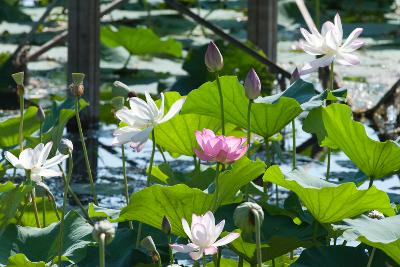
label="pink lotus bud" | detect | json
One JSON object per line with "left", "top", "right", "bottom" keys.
{"left": 194, "top": 129, "right": 247, "bottom": 164}
{"left": 205, "top": 41, "right": 224, "bottom": 72}
{"left": 244, "top": 68, "right": 261, "bottom": 99}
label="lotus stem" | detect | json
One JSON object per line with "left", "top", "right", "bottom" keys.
{"left": 39, "top": 122, "right": 46, "bottom": 227}
{"left": 366, "top": 247, "right": 376, "bottom": 267}
{"left": 19, "top": 94, "right": 24, "bottom": 152}
{"left": 75, "top": 97, "right": 98, "bottom": 205}
{"left": 329, "top": 62, "right": 334, "bottom": 92}
{"left": 215, "top": 73, "right": 225, "bottom": 135}
{"left": 47, "top": 192, "right": 60, "bottom": 220}
{"left": 326, "top": 148, "right": 331, "bottom": 180}
{"left": 168, "top": 235, "right": 173, "bottom": 264}
{"left": 157, "top": 145, "right": 167, "bottom": 164}
{"left": 121, "top": 145, "right": 133, "bottom": 229}
{"left": 31, "top": 189, "right": 41, "bottom": 228}
{"left": 136, "top": 130, "right": 157, "bottom": 248}
{"left": 368, "top": 177, "right": 374, "bottom": 188}
{"left": 238, "top": 256, "right": 243, "bottom": 267}
{"left": 247, "top": 100, "right": 252, "bottom": 157}
{"left": 291, "top": 120, "right": 296, "bottom": 170}
{"left": 265, "top": 137, "right": 270, "bottom": 167}
{"left": 253, "top": 209, "right": 263, "bottom": 267}
{"left": 202, "top": 252, "right": 206, "bottom": 267}
{"left": 212, "top": 163, "right": 221, "bottom": 212}
{"left": 58, "top": 153, "right": 73, "bottom": 266}
{"left": 99, "top": 233, "right": 106, "bottom": 267}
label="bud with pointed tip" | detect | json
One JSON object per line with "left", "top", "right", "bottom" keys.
{"left": 205, "top": 41, "right": 224, "bottom": 72}
{"left": 58, "top": 138, "right": 73, "bottom": 155}
{"left": 290, "top": 68, "right": 300, "bottom": 84}
{"left": 70, "top": 73, "right": 85, "bottom": 97}
{"left": 36, "top": 105, "right": 45, "bottom": 122}
{"left": 162, "top": 216, "right": 172, "bottom": 235}
{"left": 233, "top": 202, "right": 264, "bottom": 234}
{"left": 92, "top": 220, "right": 115, "bottom": 245}
{"left": 244, "top": 69, "right": 261, "bottom": 100}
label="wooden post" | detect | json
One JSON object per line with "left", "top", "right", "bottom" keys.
{"left": 67, "top": 0, "right": 100, "bottom": 183}
{"left": 67, "top": 0, "right": 100, "bottom": 126}
{"left": 248, "top": 0, "right": 278, "bottom": 63}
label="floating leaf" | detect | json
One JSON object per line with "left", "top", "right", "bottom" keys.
{"left": 333, "top": 215, "right": 400, "bottom": 264}
{"left": 182, "top": 76, "right": 302, "bottom": 138}
{"left": 304, "top": 104, "right": 400, "bottom": 179}
{"left": 262, "top": 166, "right": 395, "bottom": 223}
{"left": 154, "top": 92, "right": 220, "bottom": 157}
{"left": 101, "top": 26, "right": 182, "bottom": 58}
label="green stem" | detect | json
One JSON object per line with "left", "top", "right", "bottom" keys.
{"left": 99, "top": 233, "right": 106, "bottom": 267}
{"left": 253, "top": 210, "right": 263, "bottom": 267}
{"left": 168, "top": 235, "right": 173, "bottom": 264}
{"left": 312, "top": 221, "right": 319, "bottom": 246}
{"left": 202, "top": 252, "right": 206, "bottom": 267}
{"left": 19, "top": 94, "right": 24, "bottom": 152}
{"left": 329, "top": 62, "right": 334, "bottom": 91}
{"left": 366, "top": 247, "right": 376, "bottom": 267}
{"left": 136, "top": 130, "right": 156, "bottom": 248}
{"left": 58, "top": 153, "right": 73, "bottom": 266}
{"left": 215, "top": 73, "right": 225, "bottom": 135}
{"left": 48, "top": 192, "right": 60, "bottom": 220}
{"left": 16, "top": 196, "right": 29, "bottom": 225}
{"left": 275, "top": 184, "right": 279, "bottom": 206}
{"left": 291, "top": 120, "right": 296, "bottom": 170}
{"left": 75, "top": 97, "right": 98, "bottom": 205}
{"left": 212, "top": 163, "right": 221, "bottom": 212}
{"left": 121, "top": 145, "right": 133, "bottom": 229}
{"left": 157, "top": 145, "right": 167, "bottom": 164}
{"left": 265, "top": 138, "right": 270, "bottom": 167}
{"left": 368, "top": 177, "right": 374, "bottom": 188}
{"left": 31, "top": 189, "right": 41, "bottom": 228}
{"left": 326, "top": 148, "right": 331, "bottom": 180}
{"left": 247, "top": 100, "right": 252, "bottom": 157}
{"left": 238, "top": 256, "right": 243, "bottom": 267}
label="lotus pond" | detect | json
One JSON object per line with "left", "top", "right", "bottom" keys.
{"left": 0, "top": 1, "right": 400, "bottom": 267}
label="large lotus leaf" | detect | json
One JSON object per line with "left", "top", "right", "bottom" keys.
{"left": 4, "top": 254, "right": 48, "bottom": 267}
{"left": 154, "top": 92, "right": 220, "bottom": 157}
{"left": 333, "top": 215, "right": 400, "bottom": 264}
{"left": 101, "top": 26, "right": 182, "bottom": 58}
{"left": 181, "top": 76, "right": 302, "bottom": 138}
{"left": 292, "top": 246, "right": 369, "bottom": 267}
{"left": 117, "top": 184, "right": 213, "bottom": 237}
{"left": 262, "top": 166, "right": 395, "bottom": 223}
{"left": 0, "top": 106, "right": 40, "bottom": 148}
{"left": 306, "top": 104, "right": 400, "bottom": 179}
{"left": 0, "top": 211, "right": 93, "bottom": 265}
{"left": 0, "top": 182, "right": 32, "bottom": 229}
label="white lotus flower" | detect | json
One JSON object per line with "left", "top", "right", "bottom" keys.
{"left": 170, "top": 211, "right": 240, "bottom": 260}
{"left": 112, "top": 89, "right": 185, "bottom": 151}
{"left": 299, "top": 13, "right": 364, "bottom": 75}
{"left": 5, "top": 142, "right": 68, "bottom": 182}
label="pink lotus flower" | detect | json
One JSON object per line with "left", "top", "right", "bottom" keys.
{"left": 170, "top": 211, "right": 240, "bottom": 260}
{"left": 194, "top": 129, "right": 247, "bottom": 164}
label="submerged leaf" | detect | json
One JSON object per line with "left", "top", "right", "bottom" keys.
{"left": 263, "top": 166, "right": 395, "bottom": 223}
{"left": 182, "top": 76, "right": 302, "bottom": 138}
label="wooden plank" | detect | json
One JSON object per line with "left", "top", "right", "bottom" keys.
{"left": 248, "top": 0, "right": 278, "bottom": 63}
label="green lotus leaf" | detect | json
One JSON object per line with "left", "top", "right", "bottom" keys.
{"left": 5, "top": 254, "right": 48, "bottom": 267}
{"left": 262, "top": 165, "right": 395, "bottom": 223}
{"left": 154, "top": 92, "right": 220, "bottom": 157}
{"left": 0, "top": 183, "right": 32, "bottom": 229}
{"left": 304, "top": 104, "right": 400, "bottom": 179}
{"left": 181, "top": 76, "right": 302, "bottom": 138}
{"left": 333, "top": 215, "right": 400, "bottom": 264}
{"left": 101, "top": 26, "right": 182, "bottom": 58}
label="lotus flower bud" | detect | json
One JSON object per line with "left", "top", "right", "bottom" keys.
{"left": 12, "top": 72, "right": 25, "bottom": 96}
{"left": 58, "top": 138, "right": 73, "bottom": 155}
{"left": 162, "top": 216, "right": 172, "bottom": 235}
{"left": 367, "top": 210, "right": 384, "bottom": 220}
{"left": 233, "top": 202, "right": 264, "bottom": 234}
{"left": 70, "top": 73, "right": 85, "bottom": 97}
{"left": 111, "top": 96, "right": 125, "bottom": 111}
{"left": 92, "top": 220, "right": 115, "bottom": 245}
{"left": 244, "top": 69, "right": 261, "bottom": 100}
{"left": 36, "top": 105, "right": 45, "bottom": 122}
{"left": 290, "top": 68, "right": 300, "bottom": 84}
{"left": 205, "top": 41, "right": 224, "bottom": 72}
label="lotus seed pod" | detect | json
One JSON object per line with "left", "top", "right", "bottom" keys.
{"left": 233, "top": 202, "right": 264, "bottom": 233}
{"left": 69, "top": 83, "right": 84, "bottom": 97}
{"left": 367, "top": 210, "right": 384, "bottom": 220}
{"left": 58, "top": 138, "right": 73, "bottom": 155}
{"left": 290, "top": 68, "right": 300, "bottom": 84}
{"left": 111, "top": 96, "right": 125, "bottom": 111}
{"left": 36, "top": 105, "right": 45, "bottom": 122}
{"left": 141, "top": 236, "right": 157, "bottom": 253}
{"left": 11, "top": 72, "right": 24, "bottom": 86}
{"left": 205, "top": 41, "right": 224, "bottom": 72}
{"left": 71, "top": 73, "right": 85, "bottom": 86}
{"left": 92, "top": 220, "right": 115, "bottom": 245}
{"left": 244, "top": 68, "right": 261, "bottom": 100}
{"left": 162, "top": 216, "right": 172, "bottom": 235}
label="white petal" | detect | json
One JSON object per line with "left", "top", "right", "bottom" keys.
{"left": 336, "top": 53, "right": 360, "bottom": 66}
{"left": 170, "top": 243, "right": 197, "bottom": 253}
{"left": 341, "top": 40, "right": 364, "bottom": 53}
{"left": 38, "top": 142, "right": 53, "bottom": 166}
{"left": 158, "top": 98, "right": 185, "bottom": 124}
{"left": 301, "top": 43, "right": 324, "bottom": 56}
{"left": 212, "top": 232, "right": 240, "bottom": 247}
{"left": 182, "top": 218, "right": 192, "bottom": 240}
{"left": 191, "top": 223, "right": 209, "bottom": 248}
{"left": 5, "top": 151, "right": 23, "bottom": 168}
{"left": 299, "top": 55, "right": 335, "bottom": 76}
{"left": 129, "top": 97, "right": 153, "bottom": 119}
{"left": 145, "top": 92, "right": 159, "bottom": 118}
{"left": 129, "top": 127, "right": 153, "bottom": 150}
{"left": 321, "top": 21, "right": 335, "bottom": 36}
{"left": 37, "top": 168, "right": 62, "bottom": 178}
{"left": 334, "top": 13, "right": 343, "bottom": 44}
{"left": 211, "top": 220, "right": 225, "bottom": 244}
{"left": 342, "top": 28, "right": 363, "bottom": 48}
{"left": 116, "top": 108, "right": 140, "bottom": 125}
{"left": 189, "top": 248, "right": 204, "bottom": 261}
{"left": 112, "top": 126, "right": 141, "bottom": 145}
{"left": 43, "top": 154, "right": 68, "bottom": 168}
{"left": 326, "top": 30, "right": 339, "bottom": 51}
{"left": 19, "top": 148, "right": 35, "bottom": 169}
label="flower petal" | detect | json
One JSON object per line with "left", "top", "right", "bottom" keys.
{"left": 182, "top": 218, "right": 192, "bottom": 240}
{"left": 170, "top": 243, "right": 198, "bottom": 253}
{"left": 158, "top": 98, "right": 185, "bottom": 124}
{"left": 43, "top": 154, "right": 68, "bottom": 168}
{"left": 37, "top": 168, "right": 62, "bottom": 178}
{"left": 19, "top": 148, "right": 35, "bottom": 169}
{"left": 336, "top": 53, "right": 360, "bottom": 66}
{"left": 204, "top": 246, "right": 218, "bottom": 255}
{"left": 212, "top": 232, "right": 240, "bottom": 247}
{"left": 145, "top": 92, "right": 159, "bottom": 118}
{"left": 5, "top": 151, "right": 23, "bottom": 168}
{"left": 129, "top": 127, "right": 153, "bottom": 150}
{"left": 189, "top": 248, "right": 204, "bottom": 261}
{"left": 38, "top": 142, "right": 53, "bottom": 166}
{"left": 342, "top": 28, "right": 363, "bottom": 48}
{"left": 299, "top": 55, "right": 335, "bottom": 76}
